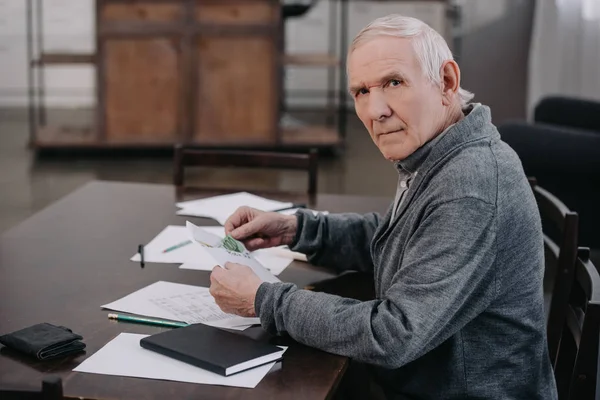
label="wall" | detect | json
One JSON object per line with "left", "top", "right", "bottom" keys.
{"left": 458, "top": 0, "right": 535, "bottom": 122}
{"left": 285, "top": 1, "right": 447, "bottom": 107}
{"left": 0, "top": 0, "right": 95, "bottom": 107}
{"left": 0, "top": 0, "right": 535, "bottom": 122}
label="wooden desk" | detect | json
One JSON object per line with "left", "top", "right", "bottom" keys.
{"left": 0, "top": 181, "right": 390, "bottom": 399}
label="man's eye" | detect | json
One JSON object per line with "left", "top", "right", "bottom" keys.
{"left": 357, "top": 88, "right": 369, "bottom": 96}
{"left": 389, "top": 79, "right": 402, "bottom": 87}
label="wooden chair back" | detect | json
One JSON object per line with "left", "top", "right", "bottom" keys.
{"left": 0, "top": 376, "right": 63, "bottom": 400}
{"left": 173, "top": 145, "right": 319, "bottom": 197}
{"left": 554, "top": 248, "right": 600, "bottom": 400}
{"left": 528, "top": 177, "right": 579, "bottom": 366}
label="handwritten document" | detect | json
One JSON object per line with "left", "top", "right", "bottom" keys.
{"left": 149, "top": 291, "right": 233, "bottom": 324}
{"left": 102, "top": 281, "right": 259, "bottom": 330}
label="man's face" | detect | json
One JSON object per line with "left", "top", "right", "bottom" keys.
{"left": 348, "top": 36, "right": 446, "bottom": 161}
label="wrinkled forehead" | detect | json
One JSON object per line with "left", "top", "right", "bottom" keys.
{"left": 347, "top": 36, "right": 421, "bottom": 84}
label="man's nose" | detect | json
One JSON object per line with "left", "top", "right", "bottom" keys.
{"left": 367, "top": 92, "right": 393, "bottom": 121}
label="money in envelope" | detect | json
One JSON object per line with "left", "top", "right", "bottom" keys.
{"left": 186, "top": 221, "right": 281, "bottom": 283}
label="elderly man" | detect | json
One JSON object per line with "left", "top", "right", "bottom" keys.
{"left": 209, "top": 14, "right": 557, "bottom": 399}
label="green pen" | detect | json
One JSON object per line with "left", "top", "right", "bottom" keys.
{"left": 162, "top": 240, "right": 192, "bottom": 253}
{"left": 108, "top": 313, "right": 189, "bottom": 328}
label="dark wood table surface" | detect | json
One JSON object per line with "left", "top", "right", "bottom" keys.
{"left": 0, "top": 181, "right": 390, "bottom": 400}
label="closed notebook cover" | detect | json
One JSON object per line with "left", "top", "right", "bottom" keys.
{"left": 139, "top": 323, "right": 283, "bottom": 376}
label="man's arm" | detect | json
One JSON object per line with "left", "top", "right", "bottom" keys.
{"left": 256, "top": 198, "right": 497, "bottom": 368}
{"left": 290, "top": 210, "right": 383, "bottom": 273}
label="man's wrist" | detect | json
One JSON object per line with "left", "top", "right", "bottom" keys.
{"left": 254, "top": 282, "right": 271, "bottom": 317}
{"left": 282, "top": 215, "right": 299, "bottom": 246}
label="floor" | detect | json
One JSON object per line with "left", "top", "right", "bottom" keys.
{"left": 0, "top": 109, "right": 399, "bottom": 234}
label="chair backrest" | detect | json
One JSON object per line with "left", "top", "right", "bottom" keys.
{"left": 173, "top": 145, "right": 319, "bottom": 197}
{"left": 528, "top": 177, "right": 579, "bottom": 366}
{"left": 0, "top": 376, "right": 63, "bottom": 400}
{"left": 535, "top": 96, "right": 600, "bottom": 133}
{"left": 553, "top": 248, "right": 600, "bottom": 400}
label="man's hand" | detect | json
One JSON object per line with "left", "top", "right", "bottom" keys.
{"left": 209, "top": 262, "right": 263, "bottom": 317}
{"left": 224, "top": 206, "right": 298, "bottom": 251}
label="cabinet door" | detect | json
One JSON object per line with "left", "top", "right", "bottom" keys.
{"left": 101, "top": 37, "right": 183, "bottom": 144}
{"left": 192, "top": 36, "right": 279, "bottom": 145}
{"left": 192, "top": 1, "right": 281, "bottom": 146}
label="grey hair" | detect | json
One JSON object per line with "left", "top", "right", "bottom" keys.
{"left": 350, "top": 14, "right": 474, "bottom": 106}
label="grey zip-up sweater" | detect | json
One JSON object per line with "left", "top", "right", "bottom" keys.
{"left": 254, "top": 104, "right": 557, "bottom": 399}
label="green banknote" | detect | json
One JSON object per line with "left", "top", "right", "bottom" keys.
{"left": 221, "top": 235, "right": 246, "bottom": 253}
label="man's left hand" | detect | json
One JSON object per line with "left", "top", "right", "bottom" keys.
{"left": 209, "top": 262, "right": 263, "bottom": 317}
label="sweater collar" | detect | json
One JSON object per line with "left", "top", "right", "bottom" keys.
{"left": 394, "top": 103, "right": 485, "bottom": 174}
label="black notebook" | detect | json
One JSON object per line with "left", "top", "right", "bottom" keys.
{"left": 139, "top": 323, "right": 284, "bottom": 376}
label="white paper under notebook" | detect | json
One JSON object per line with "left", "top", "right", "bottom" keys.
{"left": 73, "top": 333, "right": 286, "bottom": 389}
{"left": 186, "top": 221, "right": 280, "bottom": 283}
{"left": 176, "top": 192, "right": 294, "bottom": 225}
{"left": 101, "top": 281, "right": 259, "bottom": 331}
{"left": 131, "top": 225, "right": 293, "bottom": 275}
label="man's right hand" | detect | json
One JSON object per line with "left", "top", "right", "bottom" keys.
{"left": 224, "top": 206, "right": 298, "bottom": 251}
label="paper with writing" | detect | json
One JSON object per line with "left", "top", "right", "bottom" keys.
{"left": 101, "top": 281, "right": 258, "bottom": 331}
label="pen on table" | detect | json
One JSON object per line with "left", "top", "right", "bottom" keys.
{"left": 108, "top": 313, "right": 188, "bottom": 328}
{"left": 138, "top": 244, "right": 145, "bottom": 267}
{"left": 162, "top": 239, "right": 192, "bottom": 253}
{"left": 273, "top": 203, "right": 307, "bottom": 212}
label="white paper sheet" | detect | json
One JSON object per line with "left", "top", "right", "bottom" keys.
{"left": 132, "top": 226, "right": 293, "bottom": 275}
{"left": 186, "top": 222, "right": 280, "bottom": 284}
{"left": 180, "top": 249, "right": 293, "bottom": 275}
{"left": 131, "top": 225, "right": 297, "bottom": 276}
{"left": 73, "top": 333, "right": 286, "bottom": 388}
{"left": 175, "top": 192, "right": 294, "bottom": 225}
{"left": 131, "top": 226, "right": 222, "bottom": 264}
{"left": 101, "top": 281, "right": 259, "bottom": 331}
{"left": 258, "top": 247, "right": 308, "bottom": 263}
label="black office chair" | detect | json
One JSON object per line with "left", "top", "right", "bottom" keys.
{"left": 0, "top": 376, "right": 63, "bottom": 400}
{"left": 528, "top": 177, "right": 579, "bottom": 367}
{"left": 553, "top": 248, "right": 600, "bottom": 400}
{"left": 534, "top": 96, "right": 600, "bottom": 134}
{"left": 499, "top": 122, "right": 600, "bottom": 251}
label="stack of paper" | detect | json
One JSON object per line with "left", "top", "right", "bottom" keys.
{"left": 102, "top": 281, "right": 259, "bottom": 331}
{"left": 176, "top": 192, "right": 294, "bottom": 225}
{"left": 74, "top": 333, "right": 286, "bottom": 388}
{"left": 131, "top": 225, "right": 296, "bottom": 275}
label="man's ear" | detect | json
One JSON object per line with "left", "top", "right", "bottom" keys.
{"left": 440, "top": 60, "right": 460, "bottom": 106}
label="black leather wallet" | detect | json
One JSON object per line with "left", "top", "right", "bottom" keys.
{"left": 0, "top": 323, "right": 85, "bottom": 360}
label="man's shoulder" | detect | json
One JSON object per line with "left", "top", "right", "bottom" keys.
{"left": 424, "top": 135, "right": 500, "bottom": 204}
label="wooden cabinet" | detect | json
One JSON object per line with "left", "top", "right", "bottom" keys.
{"left": 30, "top": 0, "right": 341, "bottom": 150}
{"left": 102, "top": 37, "right": 184, "bottom": 144}
{"left": 192, "top": 35, "right": 279, "bottom": 146}
{"left": 190, "top": 1, "right": 280, "bottom": 146}
{"left": 97, "top": 0, "right": 281, "bottom": 147}
{"left": 99, "top": 1, "right": 185, "bottom": 145}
